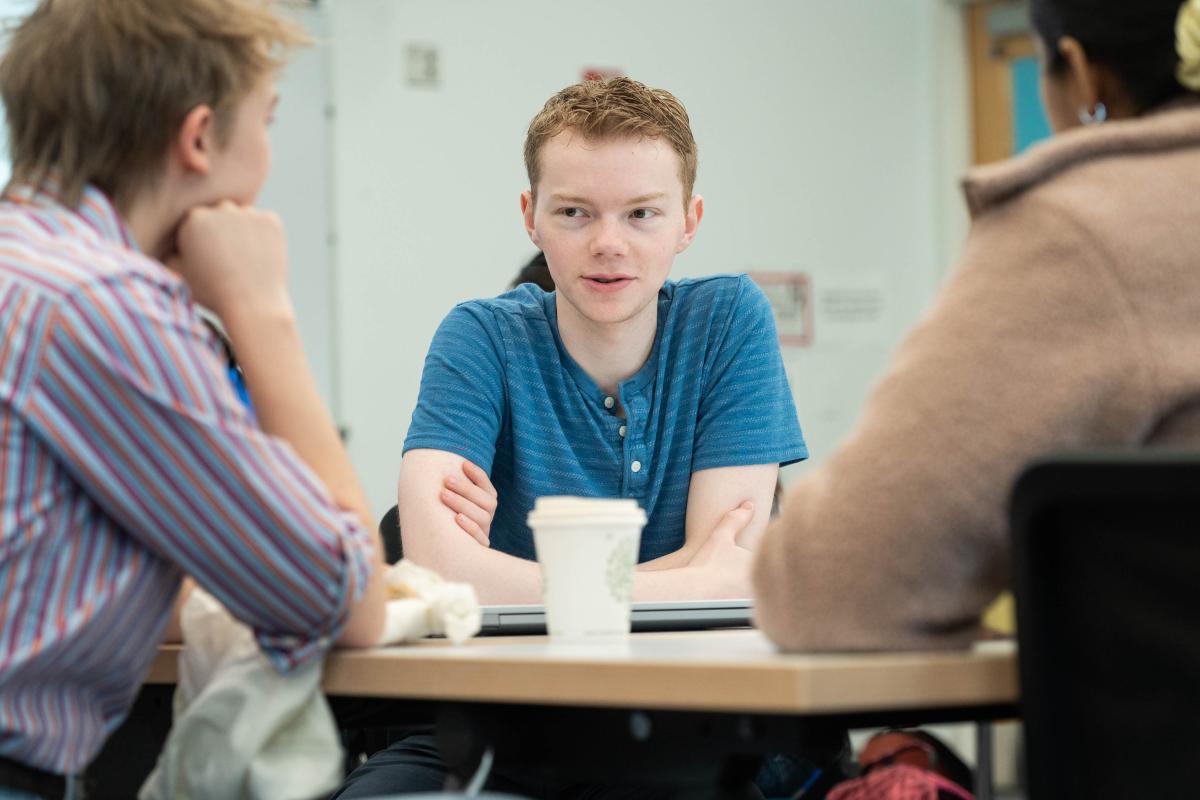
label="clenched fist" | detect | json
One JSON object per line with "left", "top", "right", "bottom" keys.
{"left": 167, "top": 201, "right": 291, "bottom": 319}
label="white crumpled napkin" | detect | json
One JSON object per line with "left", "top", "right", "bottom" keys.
{"left": 379, "top": 559, "right": 482, "bottom": 645}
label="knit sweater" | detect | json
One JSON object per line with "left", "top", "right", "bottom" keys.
{"left": 753, "top": 101, "right": 1200, "bottom": 651}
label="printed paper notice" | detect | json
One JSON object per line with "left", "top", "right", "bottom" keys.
{"left": 749, "top": 271, "right": 813, "bottom": 348}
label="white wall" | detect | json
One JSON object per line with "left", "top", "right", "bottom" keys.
{"left": 0, "top": 0, "right": 974, "bottom": 517}
{"left": 328, "top": 0, "right": 973, "bottom": 514}
{"left": 257, "top": 4, "right": 338, "bottom": 410}
{"left": 0, "top": 0, "right": 44, "bottom": 187}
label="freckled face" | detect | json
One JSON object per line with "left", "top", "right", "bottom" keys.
{"left": 522, "top": 133, "right": 699, "bottom": 330}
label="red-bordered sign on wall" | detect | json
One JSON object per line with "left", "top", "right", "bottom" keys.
{"left": 748, "top": 271, "right": 813, "bottom": 348}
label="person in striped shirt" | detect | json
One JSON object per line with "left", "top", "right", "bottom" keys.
{"left": 0, "top": 0, "right": 489, "bottom": 796}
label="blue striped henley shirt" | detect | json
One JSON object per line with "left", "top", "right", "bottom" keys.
{"left": 404, "top": 274, "right": 807, "bottom": 562}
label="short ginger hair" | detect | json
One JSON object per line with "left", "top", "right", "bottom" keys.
{"left": 523, "top": 77, "right": 698, "bottom": 205}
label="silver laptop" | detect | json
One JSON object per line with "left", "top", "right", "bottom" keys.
{"left": 477, "top": 599, "right": 754, "bottom": 636}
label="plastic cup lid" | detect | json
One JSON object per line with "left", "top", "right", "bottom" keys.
{"left": 527, "top": 495, "right": 647, "bottom": 526}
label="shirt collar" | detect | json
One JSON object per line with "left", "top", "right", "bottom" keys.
{"left": 542, "top": 288, "right": 667, "bottom": 403}
{"left": 5, "top": 180, "right": 141, "bottom": 252}
{"left": 961, "top": 99, "right": 1200, "bottom": 219}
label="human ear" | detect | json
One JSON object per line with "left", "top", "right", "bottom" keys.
{"left": 1057, "top": 37, "right": 1104, "bottom": 121}
{"left": 676, "top": 195, "right": 704, "bottom": 254}
{"left": 173, "top": 105, "right": 217, "bottom": 176}
{"left": 520, "top": 190, "right": 540, "bottom": 247}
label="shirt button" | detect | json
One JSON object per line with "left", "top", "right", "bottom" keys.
{"left": 604, "top": 396, "right": 615, "bottom": 410}
{"left": 619, "top": 425, "right": 627, "bottom": 438}
{"left": 631, "top": 460, "right": 642, "bottom": 473}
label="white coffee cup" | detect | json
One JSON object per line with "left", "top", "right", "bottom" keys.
{"left": 527, "top": 496, "right": 647, "bottom": 642}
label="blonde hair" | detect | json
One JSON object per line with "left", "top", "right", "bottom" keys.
{"left": 0, "top": 0, "right": 309, "bottom": 210}
{"left": 1178, "top": 0, "right": 1200, "bottom": 90}
{"left": 524, "top": 77, "right": 698, "bottom": 206}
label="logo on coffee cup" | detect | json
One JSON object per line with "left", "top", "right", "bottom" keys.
{"left": 606, "top": 537, "right": 636, "bottom": 603}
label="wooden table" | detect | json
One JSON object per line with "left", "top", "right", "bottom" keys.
{"left": 149, "top": 629, "right": 1018, "bottom": 716}
{"left": 146, "top": 630, "right": 1019, "bottom": 798}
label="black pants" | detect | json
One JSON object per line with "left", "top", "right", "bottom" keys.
{"left": 0, "top": 756, "right": 72, "bottom": 800}
{"left": 330, "top": 726, "right": 829, "bottom": 800}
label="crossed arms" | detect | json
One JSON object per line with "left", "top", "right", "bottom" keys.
{"left": 399, "top": 448, "right": 778, "bottom": 605}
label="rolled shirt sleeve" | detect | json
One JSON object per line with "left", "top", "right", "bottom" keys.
{"left": 21, "top": 271, "right": 371, "bottom": 671}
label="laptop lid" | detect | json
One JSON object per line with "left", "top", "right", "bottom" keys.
{"left": 477, "top": 599, "right": 754, "bottom": 636}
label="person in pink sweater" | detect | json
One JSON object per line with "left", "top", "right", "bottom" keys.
{"left": 754, "top": 0, "right": 1200, "bottom": 651}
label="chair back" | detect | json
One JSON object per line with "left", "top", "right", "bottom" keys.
{"left": 379, "top": 504, "right": 403, "bottom": 564}
{"left": 1011, "top": 451, "right": 1200, "bottom": 799}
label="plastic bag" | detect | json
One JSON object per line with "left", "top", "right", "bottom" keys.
{"left": 139, "top": 588, "right": 342, "bottom": 800}
{"left": 141, "top": 561, "right": 480, "bottom": 799}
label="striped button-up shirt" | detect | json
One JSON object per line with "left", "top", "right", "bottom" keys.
{"left": 0, "top": 185, "right": 373, "bottom": 774}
